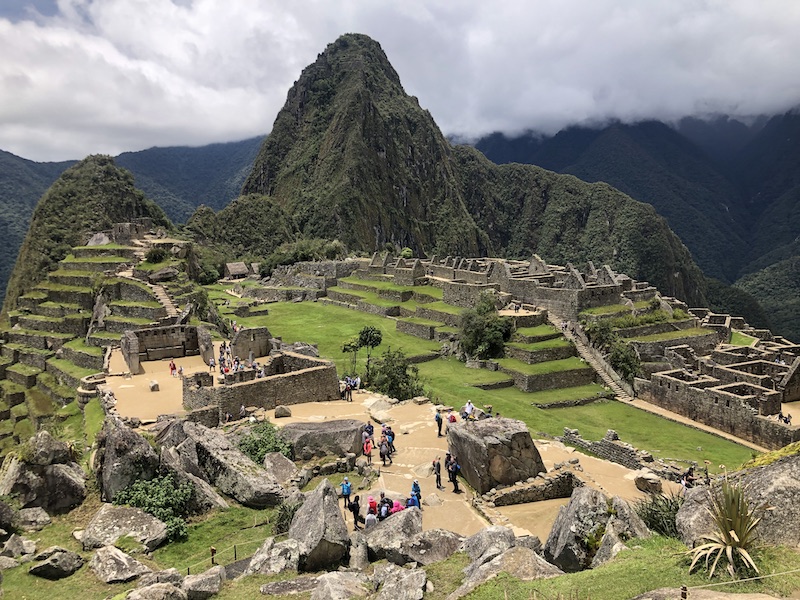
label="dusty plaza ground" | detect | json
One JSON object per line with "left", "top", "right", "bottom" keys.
{"left": 106, "top": 342, "right": 677, "bottom": 540}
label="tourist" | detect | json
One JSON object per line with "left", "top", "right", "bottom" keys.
{"left": 464, "top": 400, "right": 474, "bottom": 422}
{"left": 379, "top": 437, "right": 391, "bottom": 466}
{"left": 169, "top": 359, "right": 177, "bottom": 377}
{"left": 406, "top": 495, "right": 419, "bottom": 509}
{"left": 378, "top": 492, "right": 392, "bottom": 520}
{"left": 435, "top": 409, "right": 443, "bottom": 437}
{"left": 433, "top": 456, "right": 443, "bottom": 490}
{"left": 449, "top": 455, "right": 461, "bottom": 493}
{"left": 364, "top": 420, "right": 374, "bottom": 441}
{"left": 354, "top": 375, "right": 361, "bottom": 389}
{"left": 364, "top": 507, "right": 377, "bottom": 529}
{"left": 386, "top": 426, "right": 396, "bottom": 454}
{"left": 349, "top": 494, "right": 361, "bottom": 530}
{"left": 367, "top": 495, "right": 377, "bottom": 514}
{"left": 411, "top": 479, "right": 422, "bottom": 508}
{"left": 239, "top": 404, "right": 246, "bottom": 419}
{"left": 177, "top": 365, "right": 184, "bottom": 378}
{"left": 340, "top": 477, "right": 352, "bottom": 509}
{"left": 681, "top": 466, "right": 697, "bottom": 493}
{"left": 209, "top": 356, "right": 215, "bottom": 372}
{"left": 390, "top": 499, "right": 405, "bottom": 514}
{"left": 363, "top": 437, "right": 373, "bottom": 465}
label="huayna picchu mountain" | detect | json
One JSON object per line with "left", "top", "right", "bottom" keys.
{"left": 233, "top": 33, "right": 705, "bottom": 304}
{"left": 2, "top": 155, "right": 171, "bottom": 314}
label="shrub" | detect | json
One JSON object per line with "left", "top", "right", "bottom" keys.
{"left": 273, "top": 500, "right": 302, "bottom": 534}
{"left": 459, "top": 292, "right": 512, "bottom": 360}
{"left": 400, "top": 247, "right": 413, "bottom": 259}
{"left": 238, "top": 421, "right": 292, "bottom": 463}
{"left": 145, "top": 246, "right": 168, "bottom": 264}
{"left": 635, "top": 492, "right": 684, "bottom": 538}
{"left": 685, "top": 476, "right": 770, "bottom": 579}
{"left": 113, "top": 474, "right": 194, "bottom": 541}
{"left": 371, "top": 348, "right": 424, "bottom": 401}
{"left": 609, "top": 339, "right": 641, "bottom": 383}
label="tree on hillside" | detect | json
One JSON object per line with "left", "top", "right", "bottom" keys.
{"left": 371, "top": 348, "right": 424, "bottom": 401}
{"left": 341, "top": 336, "right": 360, "bottom": 376}
{"left": 459, "top": 292, "right": 513, "bottom": 359}
{"left": 358, "top": 325, "right": 383, "bottom": 382}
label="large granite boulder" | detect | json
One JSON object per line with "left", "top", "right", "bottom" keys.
{"left": 543, "top": 487, "right": 610, "bottom": 573}
{"left": 388, "top": 528, "right": 464, "bottom": 566}
{"left": 634, "top": 469, "right": 663, "bottom": 494}
{"left": 676, "top": 456, "right": 800, "bottom": 549}
{"left": 0, "top": 499, "right": 17, "bottom": 531}
{"left": 82, "top": 504, "right": 168, "bottom": 552}
{"left": 28, "top": 546, "right": 84, "bottom": 579}
{"left": 446, "top": 418, "right": 546, "bottom": 494}
{"left": 178, "top": 422, "right": 285, "bottom": 508}
{"left": 590, "top": 497, "right": 650, "bottom": 568}
{"left": 94, "top": 418, "right": 159, "bottom": 502}
{"left": 449, "top": 546, "right": 564, "bottom": 599}
{"left": 160, "top": 447, "right": 229, "bottom": 513}
{"left": 128, "top": 583, "right": 188, "bottom": 600}
{"left": 18, "top": 506, "right": 52, "bottom": 531}
{"left": 1, "top": 533, "right": 36, "bottom": 558}
{"left": 263, "top": 452, "right": 300, "bottom": 486}
{"left": 138, "top": 568, "right": 184, "bottom": 588}
{"left": 182, "top": 564, "right": 226, "bottom": 600}
{"left": 311, "top": 571, "right": 369, "bottom": 600}
{"left": 279, "top": 420, "right": 365, "bottom": 460}
{"left": 462, "top": 525, "right": 516, "bottom": 563}
{"left": 90, "top": 545, "right": 151, "bottom": 583}
{"left": 260, "top": 576, "right": 320, "bottom": 596}
{"left": 372, "top": 562, "right": 427, "bottom": 600}
{"left": 363, "top": 507, "right": 423, "bottom": 562}
{"left": 244, "top": 537, "right": 300, "bottom": 576}
{"left": 0, "top": 436, "right": 86, "bottom": 515}
{"left": 349, "top": 531, "right": 369, "bottom": 570}
{"left": 288, "top": 479, "right": 349, "bottom": 571}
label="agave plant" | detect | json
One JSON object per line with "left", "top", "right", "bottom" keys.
{"left": 686, "top": 475, "right": 771, "bottom": 579}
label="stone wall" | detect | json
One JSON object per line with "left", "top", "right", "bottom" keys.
{"left": 442, "top": 281, "right": 498, "bottom": 309}
{"left": 638, "top": 372, "right": 800, "bottom": 450}
{"left": 558, "top": 428, "right": 666, "bottom": 474}
{"left": 414, "top": 306, "right": 460, "bottom": 327}
{"left": 182, "top": 352, "right": 339, "bottom": 425}
{"left": 629, "top": 331, "right": 720, "bottom": 362}
{"left": 505, "top": 344, "right": 575, "bottom": 365}
{"left": 489, "top": 470, "right": 583, "bottom": 507}
{"left": 396, "top": 320, "right": 436, "bottom": 340}
{"left": 499, "top": 364, "right": 595, "bottom": 392}
{"left": 231, "top": 327, "right": 271, "bottom": 361}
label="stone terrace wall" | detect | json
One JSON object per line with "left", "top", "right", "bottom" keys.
{"left": 442, "top": 281, "right": 499, "bottom": 309}
{"left": 558, "top": 428, "right": 671, "bottom": 475}
{"left": 231, "top": 326, "right": 271, "bottom": 361}
{"left": 638, "top": 373, "right": 800, "bottom": 450}
{"left": 499, "top": 364, "right": 595, "bottom": 392}
{"left": 182, "top": 352, "right": 339, "bottom": 425}
{"left": 489, "top": 470, "right": 583, "bottom": 507}
{"left": 629, "top": 331, "right": 720, "bottom": 362}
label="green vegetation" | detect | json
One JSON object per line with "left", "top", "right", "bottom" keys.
{"left": 338, "top": 276, "right": 443, "bottom": 299}
{"left": 736, "top": 256, "right": 800, "bottom": 342}
{"left": 730, "top": 330, "right": 757, "bottom": 346}
{"left": 238, "top": 421, "right": 292, "bottom": 463}
{"left": 495, "top": 356, "right": 588, "bottom": 375}
{"left": 272, "top": 500, "right": 302, "bottom": 535}
{"left": 357, "top": 325, "right": 382, "bottom": 382}
{"left": 686, "top": 476, "right": 769, "bottom": 579}
{"left": 83, "top": 397, "right": 105, "bottom": 449}
{"left": 63, "top": 338, "right": 105, "bottom": 356}
{"left": 459, "top": 292, "right": 513, "bottom": 359}
{"left": 46, "top": 357, "right": 99, "bottom": 380}
{"left": 623, "top": 327, "right": 715, "bottom": 342}
{"left": 370, "top": 348, "right": 424, "bottom": 401}
{"left": 634, "top": 492, "right": 684, "bottom": 538}
{"left": 114, "top": 474, "right": 194, "bottom": 541}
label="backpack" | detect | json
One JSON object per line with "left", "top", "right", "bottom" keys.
{"left": 449, "top": 414, "right": 457, "bottom": 423}
{"left": 435, "top": 412, "right": 442, "bottom": 423}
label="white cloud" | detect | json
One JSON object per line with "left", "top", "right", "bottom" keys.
{"left": 1, "top": 0, "right": 799, "bottom": 161}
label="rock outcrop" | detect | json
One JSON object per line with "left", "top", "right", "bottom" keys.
{"left": 82, "top": 504, "right": 168, "bottom": 552}
{"left": 279, "top": 420, "right": 365, "bottom": 460}
{"left": 182, "top": 564, "right": 226, "bottom": 600}
{"left": 462, "top": 525, "right": 517, "bottom": 573}
{"left": 388, "top": 528, "right": 464, "bottom": 566}
{"left": 179, "top": 421, "right": 285, "bottom": 508}
{"left": 288, "top": 479, "right": 349, "bottom": 571}
{"left": 446, "top": 418, "right": 546, "bottom": 494}
{"left": 262, "top": 452, "right": 300, "bottom": 486}
{"left": 676, "top": 455, "right": 800, "bottom": 549}
{"left": 128, "top": 583, "right": 188, "bottom": 600}
{"left": 94, "top": 418, "right": 159, "bottom": 502}
{"left": 363, "top": 507, "right": 423, "bottom": 562}
{"left": 160, "top": 446, "right": 229, "bottom": 513}
{"left": 89, "top": 545, "right": 151, "bottom": 583}
{"left": 311, "top": 571, "right": 369, "bottom": 600}
{"left": 28, "top": 546, "right": 84, "bottom": 579}
{"left": 0, "top": 432, "right": 86, "bottom": 514}
{"left": 449, "top": 546, "right": 563, "bottom": 599}
{"left": 372, "top": 562, "right": 427, "bottom": 600}
{"left": 245, "top": 537, "right": 300, "bottom": 576}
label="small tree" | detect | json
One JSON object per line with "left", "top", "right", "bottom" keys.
{"left": 358, "top": 325, "right": 383, "bottom": 382}
{"left": 238, "top": 421, "right": 292, "bottom": 463}
{"left": 459, "top": 292, "right": 512, "bottom": 360}
{"left": 400, "top": 247, "right": 413, "bottom": 259}
{"left": 371, "top": 348, "right": 424, "bottom": 401}
{"left": 341, "top": 336, "right": 360, "bottom": 376}
{"left": 609, "top": 340, "right": 641, "bottom": 383}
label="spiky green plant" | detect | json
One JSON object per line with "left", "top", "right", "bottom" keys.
{"left": 635, "top": 491, "right": 684, "bottom": 538}
{"left": 686, "top": 476, "right": 771, "bottom": 578}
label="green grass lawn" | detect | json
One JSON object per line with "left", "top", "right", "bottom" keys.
{"left": 506, "top": 337, "right": 571, "bottom": 351}
{"left": 730, "top": 330, "right": 758, "bottom": 346}
{"left": 580, "top": 303, "right": 632, "bottom": 316}
{"left": 495, "top": 356, "right": 589, "bottom": 375}
{"left": 327, "top": 286, "right": 404, "bottom": 308}
{"left": 624, "top": 327, "right": 716, "bottom": 342}
{"left": 338, "top": 276, "right": 443, "bottom": 299}
{"left": 398, "top": 316, "right": 445, "bottom": 326}
{"left": 63, "top": 338, "right": 105, "bottom": 356}
{"left": 514, "top": 324, "right": 560, "bottom": 337}
{"left": 46, "top": 358, "right": 99, "bottom": 379}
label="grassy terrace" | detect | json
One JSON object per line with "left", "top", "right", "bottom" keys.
{"left": 623, "top": 327, "right": 715, "bottom": 342}
{"left": 495, "top": 356, "right": 588, "bottom": 375}
{"left": 34, "top": 281, "right": 92, "bottom": 293}
{"left": 418, "top": 301, "right": 464, "bottom": 315}
{"left": 579, "top": 300, "right": 651, "bottom": 316}
{"left": 108, "top": 299, "right": 163, "bottom": 308}
{"left": 514, "top": 324, "right": 560, "bottom": 337}
{"left": 46, "top": 358, "right": 99, "bottom": 379}
{"left": 730, "top": 330, "right": 758, "bottom": 346}
{"left": 37, "top": 301, "right": 82, "bottom": 311}
{"left": 506, "top": 337, "right": 571, "bottom": 351}
{"left": 49, "top": 268, "right": 97, "bottom": 278}
{"left": 63, "top": 338, "right": 104, "bottom": 356}
{"left": 135, "top": 259, "right": 181, "bottom": 271}
{"left": 326, "top": 286, "right": 404, "bottom": 307}
{"left": 62, "top": 254, "right": 130, "bottom": 263}
{"left": 398, "top": 316, "right": 445, "bottom": 326}
{"left": 7, "top": 363, "right": 42, "bottom": 377}
{"left": 338, "top": 276, "right": 443, "bottom": 299}
{"left": 4, "top": 343, "right": 53, "bottom": 356}
{"left": 104, "top": 315, "right": 156, "bottom": 325}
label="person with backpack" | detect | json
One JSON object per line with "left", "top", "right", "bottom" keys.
{"left": 349, "top": 494, "right": 361, "bottom": 530}
{"left": 379, "top": 438, "right": 391, "bottom": 466}
{"left": 340, "top": 477, "right": 352, "bottom": 509}
{"left": 363, "top": 437, "right": 373, "bottom": 465}
{"left": 449, "top": 455, "right": 461, "bottom": 493}
{"left": 386, "top": 426, "right": 396, "bottom": 455}
{"left": 411, "top": 479, "right": 422, "bottom": 506}
{"left": 379, "top": 499, "right": 391, "bottom": 521}
{"left": 434, "top": 409, "right": 443, "bottom": 437}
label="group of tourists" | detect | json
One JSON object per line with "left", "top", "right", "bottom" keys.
{"left": 168, "top": 359, "right": 183, "bottom": 378}
{"left": 361, "top": 421, "right": 395, "bottom": 467}
{"left": 777, "top": 411, "right": 793, "bottom": 425}
{"left": 340, "top": 375, "right": 361, "bottom": 401}
{"left": 341, "top": 486, "right": 424, "bottom": 530}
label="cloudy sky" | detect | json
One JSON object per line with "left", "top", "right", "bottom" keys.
{"left": 2, "top": 0, "right": 799, "bottom": 162}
